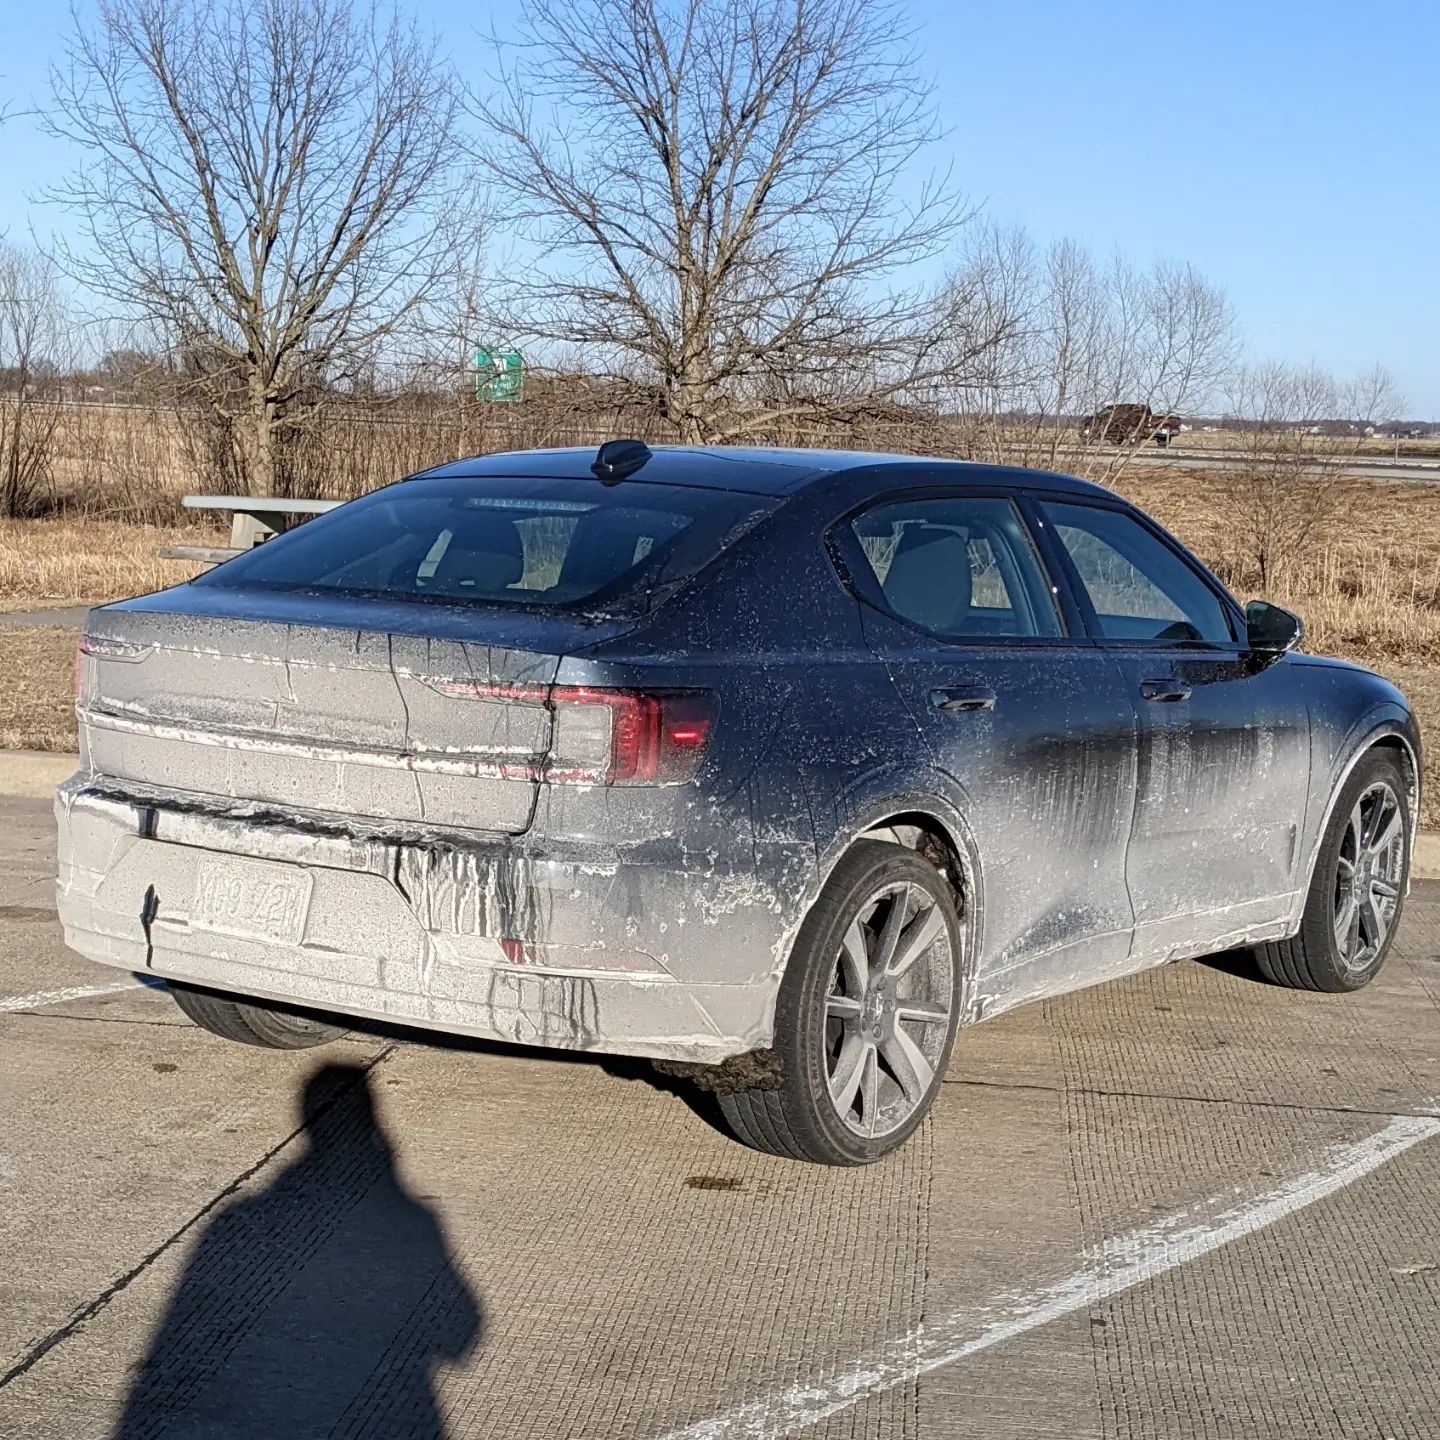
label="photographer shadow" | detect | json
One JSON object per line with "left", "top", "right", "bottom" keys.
{"left": 113, "top": 1061, "right": 480, "bottom": 1439}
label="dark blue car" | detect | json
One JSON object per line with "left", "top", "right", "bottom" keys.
{"left": 58, "top": 443, "right": 1419, "bottom": 1164}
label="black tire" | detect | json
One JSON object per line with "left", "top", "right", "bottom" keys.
{"left": 169, "top": 982, "right": 351, "bottom": 1049}
{"left": 1257, "top": 750, "right": 1411, "bottom": 992}
{"left": 719, "top": 840, "right": 963, "bottom": 1165}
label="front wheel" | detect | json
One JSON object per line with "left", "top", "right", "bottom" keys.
{"left": 720, "top": 840, "right": 963, "bottom": 1165}
{"left": 1257, "top": 750, "right": 1410, "bottom": 991}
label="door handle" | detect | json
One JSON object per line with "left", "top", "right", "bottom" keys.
{"left": 931, "top": 686, "right": 997, "bottom": 713}
{"left": 1139, "top": 677, "right": 1192, "bottom": 703}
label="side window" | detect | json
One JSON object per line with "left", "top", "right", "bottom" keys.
{"left": 1040, "top": 502, "right": 1234, "bottom": 645}
{"left": 850, "top": 496, "right": 1062, "bottom": 640}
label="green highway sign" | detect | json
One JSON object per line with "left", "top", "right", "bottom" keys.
{"left": 474, "top": 346, "right": 524, "bottom": 402}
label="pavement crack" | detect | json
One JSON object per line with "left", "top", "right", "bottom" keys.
{"left": 4, "top": 1011, "right": 187, "bottom": 1029}
{"left": 0, "top": 1043, "right": 397, "bottom": 1393}
{"left": 941, "top": 1075, "right": 1440, "bottom": 1124}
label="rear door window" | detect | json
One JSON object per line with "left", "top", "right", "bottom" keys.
{"left": 850, "top": 496, "right": 1063, "bottom": 639}
{"left": 194, "top": 477, "right": 774, "bottom": 613}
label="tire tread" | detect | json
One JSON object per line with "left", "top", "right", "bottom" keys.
{"left": 169, "top": 983, "right": 349, "bottom": 1050}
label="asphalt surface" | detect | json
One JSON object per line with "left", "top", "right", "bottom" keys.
{"left": 2, "top": 792, "right": 1439, "bottom": 1439}
{"left": 1125, "top": 448, "right": 1440, "bottom": 484}
{"left": 979, "top": 443, "right": 1440, "bottom": 485}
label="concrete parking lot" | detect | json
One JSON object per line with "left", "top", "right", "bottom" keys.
{"left": 2, "top": 790, "right": 1439, "bottom": 1440}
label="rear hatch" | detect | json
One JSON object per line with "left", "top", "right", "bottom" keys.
{"left": 77, "top": 471, "right": 773, "bottom": 835}
{"left": 79, "top": 600, "right": 582, "bottom": 833}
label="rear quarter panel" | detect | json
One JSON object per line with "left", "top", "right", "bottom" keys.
{"left": 548, "top": 484, "right": 953, "bottom": 992}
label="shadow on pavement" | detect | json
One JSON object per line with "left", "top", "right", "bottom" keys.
{"left": 341, "top": 1013, "right": 733, "bottom": 1139}
{"left": 1195, "top": 947, "right": 1275, "bottom": 984}
{"left": 112, "top": 1062, "right": 480, "bottom": 1439}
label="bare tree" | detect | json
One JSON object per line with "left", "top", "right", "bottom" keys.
{"left": 940, "top": 225, "right": 1235, "bottom": 481}
{"left": 0, "top": 243, "right": 74, "bottom": 517}
{"left": 472, "top": 0, "right": 967, "bottom": 444}
{"left": 47, "top": 0, "right": 466, "bottom": 495}
{"left": 1219, "top": 362, "right": 1404, "bottom": 589}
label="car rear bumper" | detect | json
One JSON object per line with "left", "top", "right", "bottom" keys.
{"left": 54, "top": 778, "right": 789, "bottom": 1064}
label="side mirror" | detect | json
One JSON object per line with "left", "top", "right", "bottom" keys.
{"left": 1245, "top": 599, "right": 1304, "bottom": 653}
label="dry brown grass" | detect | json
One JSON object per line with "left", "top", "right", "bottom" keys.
{"left": 1120, "top": 472, "right": 1440, "bottom": 667}
{"left": 0, "top": 518, "right": 219, "bottom": 606}
{"left": 0, "top": 519, "right": 218, "bottom": 758}
{"left": 0, "top": 627, "right": 81, "bottom": 752}
{"left": 1163, "top": 429, "right": 1440, "bottom": 459}
{"left": 34, "top": 396, "right": 657, "bottom": 513}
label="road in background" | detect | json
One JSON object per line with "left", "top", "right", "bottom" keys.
{"left": 2, "top": 793, "right": 1439, "bottom": 1439}
{"left": 1024, "top": 446, "right": 1440, "bottom": 484}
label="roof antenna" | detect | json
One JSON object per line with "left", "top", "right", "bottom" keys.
{"left": 591, "top": 438, "right": 652, "bottom": 484}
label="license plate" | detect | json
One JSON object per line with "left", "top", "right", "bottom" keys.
{"left": 191, "top": 858, "right": 312, "bottom": 945}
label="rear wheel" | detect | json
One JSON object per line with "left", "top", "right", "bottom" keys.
{"left": 720, "top": 840, "right": 963, "bottom": 1165}
{"left": 1257, "top": 750, "right": 1410, "bottom": 992}
{"left": 169, "top": 983, "right": 351, "bottom": 1049}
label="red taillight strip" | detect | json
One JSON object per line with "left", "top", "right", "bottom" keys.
{"left": 425, "top": 677, "right": 711, "bottom": 785}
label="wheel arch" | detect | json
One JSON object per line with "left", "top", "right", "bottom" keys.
{"left": 799, "top": 790, "right": 986, "bottom": 1024}
{"left": 1294, "top": 719, "right": 1420, "bottom": 927}
{"left": 858, "top": 810, "right": 970, "bottom": 905}
{"left": 1371, "top": 733, "right": 1421, "bottom": 818}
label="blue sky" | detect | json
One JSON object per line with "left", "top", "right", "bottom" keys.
{"left": 2, "top": 0, "right": 1436, "bottom": 413}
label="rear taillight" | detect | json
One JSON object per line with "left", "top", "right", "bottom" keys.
{"left": 546, "top": 688, "right": 712, "bottom": 785}
{"left": 433, "top": 679, "right": 714, "bottom": 785}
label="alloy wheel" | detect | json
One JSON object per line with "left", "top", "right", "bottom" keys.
{"left": 823, "top": 880, "right": 955, "bottom": 1139}
{"left": 1333, "top": 780, "right": 1405, "bottom": 973}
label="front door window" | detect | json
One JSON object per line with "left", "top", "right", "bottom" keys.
{"left": 1040, "top": 502, "right": 1233, "bottom": 645}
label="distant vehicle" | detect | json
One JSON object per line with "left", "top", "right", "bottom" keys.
{"left": 1081, "top": 403, "right": 1183, "bottom": 447}
{"left": 58, "top": 443, "right": 1419, "bottom": 1164}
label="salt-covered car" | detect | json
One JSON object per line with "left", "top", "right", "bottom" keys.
{"left": 56, "top": 442, "right": 1419, "bottom": 1164}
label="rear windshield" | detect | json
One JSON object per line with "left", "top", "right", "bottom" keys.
{"left": 192, "top": 476, "right": 775, "bottom": 614}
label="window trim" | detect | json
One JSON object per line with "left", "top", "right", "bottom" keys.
{"left": 827, "top": 487, "right": 1087, "bottom": 649}
{"left": 1025, "top": 494, "right": 1247, "bottom": 652}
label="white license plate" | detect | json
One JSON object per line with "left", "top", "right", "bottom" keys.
{"left": 191, "top": 858, "right": 312, "bottom": 945}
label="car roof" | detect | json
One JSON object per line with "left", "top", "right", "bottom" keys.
{"left": 410, "top": 445, "right": 1110, "bottom": 499}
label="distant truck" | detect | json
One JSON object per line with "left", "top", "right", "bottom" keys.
{"left": 1081, "top": 403, "right": 1183, "bottom": 447}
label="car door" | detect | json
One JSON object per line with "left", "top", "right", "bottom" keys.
{"left": 841, "top": 490, "right": 1141, "bottom": 1013}
{"left": 1034, "top": 498, "right": 1310, "bottom": 962}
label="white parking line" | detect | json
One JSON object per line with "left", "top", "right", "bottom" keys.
{"left": 0, "top": 980, "right": 148, "bottom": 1014}
{"left": 659, "top": 1109, "right": 1440, "bottom": 1440}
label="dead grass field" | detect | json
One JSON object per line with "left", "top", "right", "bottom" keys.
{"left": 1120, "top": 472, "right": 1440, "bottom": 666}
{"left": 0, "top": 627, "right": 85, "bottom": 753}
{"left": 1, "top": 481, "right": 1438, "bottom": 824}
{"left": 1164, "top": 429, "right": 1440, "bottom": 459}
{"left": 0, "top": 519, "right": 222, "bottom": 606}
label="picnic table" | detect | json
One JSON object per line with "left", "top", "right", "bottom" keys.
{"left": 159, "top": 495, "right": 342, "bottom": 564}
